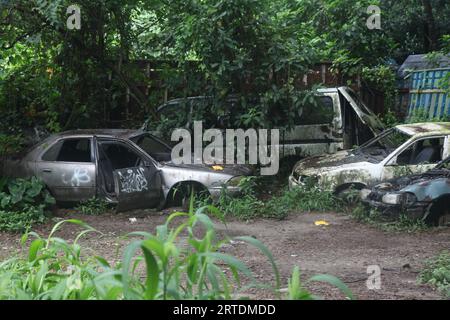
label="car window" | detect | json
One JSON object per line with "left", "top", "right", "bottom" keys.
{"left": 294, "top": 96, "right": 334, "bottom": 125}
{"left": 130, "top": 134, "right": 172, "bottom": 161}
{"left": 396, "top": 137, "right": 444, "bottom": 165}
{"left": 99, "top": 141, "right": 143, "bottom": 170}
{"left": 42, "top": 138, "right": 92, "bottom": 162}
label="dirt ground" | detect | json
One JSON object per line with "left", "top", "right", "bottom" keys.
{"left": 1, "top": 208, "right": 449, "bottom": 300}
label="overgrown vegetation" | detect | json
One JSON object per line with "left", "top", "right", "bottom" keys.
{"left": 199, "top": 177, "right": 343, "bottom": 221}
{"left": 1, "top": 1, "right": 450, "bottom": 135}
{"left": 351, "top": 204, "right": 429, "bottom": 233}
{"left": 419, "top": 251, "right": 450, "bottom": 298}
{"left": 0, "top": 205, "right": 353, "bottom": 300}
{"left": 0, "top": 177, "right": 55, "bottom": 232}
{"left": 75, "top": 197, "right": 110, "bottom": 216}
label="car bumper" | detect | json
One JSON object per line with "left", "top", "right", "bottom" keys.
{"left": 360, "top": 190, "right": 429, "bottom": 219}
{"left": 208, "top": 186, "right": 242, "bottom": 201}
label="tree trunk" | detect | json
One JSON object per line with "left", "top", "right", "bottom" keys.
{"left": 421, "top": 0, "right": 437, "bottom": 51}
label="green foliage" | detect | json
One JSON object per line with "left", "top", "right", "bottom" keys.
{"left": 0, "top": 177, "right": 55, "bottom": 232}
{"left": 362, "top": 65, "right": 397, "bottom": 110}
{"left": 0, "top": 134, "right": 24, "bottom": 156}
{"left": 419, "top": 251, "right": 450, "bottom": 298}
{"left": 351, "top": 204, "right": 428, "bottom": 233}
{"left": 380, "top": 108, "right": 401, "bottom": 128}
{"left": 75, "top": 197, "right": 110, "bottom": 216}
{"left": 407, "top": 108, "right": 450, "bottom": 124}
{"left": 213, "top": 179, "right": 342, "bottom": 221}
{"left": 0, "top": 208, "right": 353, "bottom": 300}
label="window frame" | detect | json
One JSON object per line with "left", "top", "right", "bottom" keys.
{"left": 385, "top": 135, "right": 447, "bottom": 167}
{"left": 39, "top": 137, "right": 94, "bottom": 163}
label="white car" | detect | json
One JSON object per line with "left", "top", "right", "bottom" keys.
{"left": 289, "top": 122, "right": 450, "bottom": 195}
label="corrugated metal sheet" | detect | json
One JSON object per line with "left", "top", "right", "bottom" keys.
{"left": 407, "top": 69, "right": 450, "bottom": 119}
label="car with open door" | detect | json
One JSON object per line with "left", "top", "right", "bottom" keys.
{"left": 142, "top": 86, "right": 386, "bottom": 160}
{"left": 0, "top": 129, "right": 252, "bottom": 212}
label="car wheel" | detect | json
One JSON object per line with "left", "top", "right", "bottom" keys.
{"left": 169, "top": 183, "right": 209, "bottom": 212}
{"left": 425, "top": 197, "right": 450, "bottom": 227}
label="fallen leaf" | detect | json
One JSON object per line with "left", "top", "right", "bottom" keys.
{"left": 314, "top": 220, "right": 330, "bottom": 226}
{"left": 212, "top": 165, "right": 224, "bottom": 171}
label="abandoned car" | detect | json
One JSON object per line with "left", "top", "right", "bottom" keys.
{"left": 289, "top": 122, "right": 450, "bottom": 195}
{"left": 360, "top": 156, "right": 450, "bottom": 227}
{"left": 0, "top": 130, "right": 252, "bottom": 211}
{"left": 143, "top": 86, "right": 385, "bottom": 160}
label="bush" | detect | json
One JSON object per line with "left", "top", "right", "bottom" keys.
{"left": 75, "top": 197, "right": 110, "bottom": 216}
{"left": 0, "top": 177, "right": 55, "bottom": 232}
{"left": 419, "top": 252, "right": 450, "bottom": 297}
{"left": 0, "top": 204, "right": 353, "bottom": 300}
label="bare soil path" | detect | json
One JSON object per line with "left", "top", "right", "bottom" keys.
{"left": 1, "top": 209, "right": 449, "bottom": 300}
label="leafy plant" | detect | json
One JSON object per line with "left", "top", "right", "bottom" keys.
{"left": 0, "top": 204, "right": 353, "bottom": 300}
{"left": 419, "top": 251, "right": 450, "bottom": 298}
{"left": 0, "top": 177, "right": 55, "bottom": 232}
{"left": 75, "top": 197, "right": 110, "bottom": 216}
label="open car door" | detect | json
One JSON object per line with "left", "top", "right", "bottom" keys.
{"left": 95, "top": 138, "right": 162, "bottom": 212}
{"left": 338, "top": 87, "right": 385, "bottom": 137}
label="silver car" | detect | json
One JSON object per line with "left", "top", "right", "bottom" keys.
{"left": 1, "top": 129, "right": 252, "bottom": 212}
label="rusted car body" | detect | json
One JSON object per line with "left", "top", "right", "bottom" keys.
{"left": 0, "top": 129, "right": 252, "bottom": 211}
{"left": 289, "top": 122, "right": 450, "bottom": 194}
{"left": 360, "top": 157, "right": 450, "bottom": 226}
{"left": 143, "top": 87, "right": 385, "bottom": 160}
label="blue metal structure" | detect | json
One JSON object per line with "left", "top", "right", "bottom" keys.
{"left": 407, "top": 68, "right": 450, "bottom": 119}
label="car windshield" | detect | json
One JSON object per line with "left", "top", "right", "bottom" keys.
{"left": 354, "top": 128, "right": 411, "bottom": 160}
{"left": 130, "top": 133, "right": 172, "bottom": 162}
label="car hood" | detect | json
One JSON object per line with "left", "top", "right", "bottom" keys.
{"left": 368, "top": 169, "right": 450, "bottom": 201}
{"left": 293, "top": 149, "right": 373, "bottom": 176}
{"left": 161, "top": 161, "right": 254, "bottom": 176}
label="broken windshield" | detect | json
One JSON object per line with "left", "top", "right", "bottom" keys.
{"left": 354, "top": 128, "right": 411, "bottom": 161}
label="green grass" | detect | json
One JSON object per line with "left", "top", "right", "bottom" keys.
{"left": 351, "top": 204, "right": 429, "bottom": 233}
{"left": 203, "top": 180, "right": 343, "bottom": 221}
{"left": 419, "top": 252, "right": 450, "bottom": 298}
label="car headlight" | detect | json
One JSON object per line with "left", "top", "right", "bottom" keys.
{"left": 382, "top": 193, "right": 403, "bottom": 205}
{"left": 382, "top": 192, "right": 417, "bottom": 206}
{"left": 226, "top": 176, "right": 244, "bottom": 187}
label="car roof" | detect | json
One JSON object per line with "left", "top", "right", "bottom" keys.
{"left": 395, "top": 122, "right": 450, "bottom": 137}
{"left": 55, "top": 129, "right": 142, "bottom": 139}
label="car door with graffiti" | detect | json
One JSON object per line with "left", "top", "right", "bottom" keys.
{"left": 95, "top": 138, "right": 162, "bottom": 212}
{"left": 36, "top": 137, "right": 96, "bottom": 202}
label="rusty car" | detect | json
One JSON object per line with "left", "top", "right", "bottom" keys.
{"left": 360, "top": 156, "right": 450, "bottom": 226}
{"left": 289, "top": 122, "right": 450, "bottom": 196}
{"left": 143, "top": 87, "right": 386, "bottom": 160}
{"left": 0, "top": 129, "right": 252, "bottom": 212}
